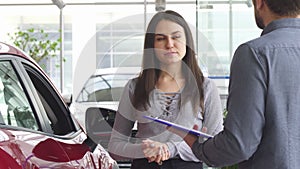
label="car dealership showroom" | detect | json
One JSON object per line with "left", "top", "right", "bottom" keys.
{"left": 0, "top": 0, "right": 261, "bottom": 169}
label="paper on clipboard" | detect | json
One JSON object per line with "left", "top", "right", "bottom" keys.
{"left": 143, "top": 115, "right": 213, "bottom": 138}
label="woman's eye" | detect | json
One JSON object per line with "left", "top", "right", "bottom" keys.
{"left": 172, "top": 35, "right": 181, "bottom": 39}
{"left": 156, "top": 37, "right": 165, "bottom": 41}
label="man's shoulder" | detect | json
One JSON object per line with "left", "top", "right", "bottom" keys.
{"left": 233, "top": 35, "right": 269, "bottom": 57}
{"left": 241, "top": 35, "right": 265, "bottom": 49}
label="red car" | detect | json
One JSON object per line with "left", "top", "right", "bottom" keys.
{"left": 0, "top": 42, "right": 119, "bottom": 169}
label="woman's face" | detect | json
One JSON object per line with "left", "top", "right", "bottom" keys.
{"left": 154, "top": 20, "right": 186, "bottom": 65}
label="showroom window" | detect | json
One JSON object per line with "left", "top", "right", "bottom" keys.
{"left": 0, "top": 0, "right": 261, "bottom": 97}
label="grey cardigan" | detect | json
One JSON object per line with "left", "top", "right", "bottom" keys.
{"left": 108, "top": 77, "right": 223, "bottom": 161}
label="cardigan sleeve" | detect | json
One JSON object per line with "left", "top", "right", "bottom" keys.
{"left": 108, "top": 79, "right": 145, "bottom": 160}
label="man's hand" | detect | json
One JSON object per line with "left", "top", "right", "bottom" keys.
{"left": 167, "top": 125, "right": 207, "bottom": 148}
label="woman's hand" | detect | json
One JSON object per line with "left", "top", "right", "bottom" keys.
{"left": 141, "top": 139, "right": 170, "bottom": 165}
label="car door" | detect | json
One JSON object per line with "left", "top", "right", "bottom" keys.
{"left": 0, "top": 54, "right": 118, "bottom": 169}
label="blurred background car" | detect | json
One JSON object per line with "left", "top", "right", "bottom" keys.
{"left": 70, "top": 67, "right": 140, "bottom": 145}
{"left": 0, "top": 42, "right": 118, "bottom": 169}
{"left": 70, "top": 67, "right": 140, "bottom": 168}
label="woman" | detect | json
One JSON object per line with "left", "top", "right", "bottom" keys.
{"left": 108, "top": 10, "right": 223, "bottom": 169}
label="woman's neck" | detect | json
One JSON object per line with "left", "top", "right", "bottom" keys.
{"left": 159, "top": 62, "right": 183, "bottom": 80}
{"left": 156, "top": 63, "right": 185, "bottom": 93}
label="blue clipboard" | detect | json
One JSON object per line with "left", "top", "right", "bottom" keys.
{"left": 143, "top": 115, "right": 213, "bottom": 138}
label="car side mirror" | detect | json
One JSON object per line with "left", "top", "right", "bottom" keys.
{"left": 85, "top": 107, "right": 116, "bottom": 148}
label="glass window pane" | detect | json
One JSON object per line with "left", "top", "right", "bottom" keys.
{"left": 197, "top": 4, "right": 230, "bottom": 76}
{"left": 1, "top": 1, "right": 261, "bottom": 100}
{"left": 0, "top": 61, "right": 38, "bottom": 130}
{"left": 95, "top": 5, "right": 145, "bottom": 68}
{"left": 25, "top": 63, "right": 75, "bottom": 135}
{"left": 232, "top": 4, "right": 261, "bottom": 51}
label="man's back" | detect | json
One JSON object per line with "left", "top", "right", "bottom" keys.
{"left": 190, "top": 18, "right": 300, "bottom": 169}
{"left": 234, "top": 18, "right": 300, "bottom": 169}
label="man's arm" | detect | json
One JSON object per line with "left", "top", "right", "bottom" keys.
{"left": 170, "top": 43, "right": 266, "bottom": 167}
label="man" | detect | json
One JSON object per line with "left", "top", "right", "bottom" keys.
{"left": 169, "top": 0, "right": 300, "bottom": 168}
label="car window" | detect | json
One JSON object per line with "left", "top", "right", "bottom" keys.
{"left": 0, "top": 61, "right": 38, "bottom": 130}
{"left": 77, "top": 74, "right": 134, "bottom": 102}
{"left": 24, "top": 63, "right": 76, "bottom": 135}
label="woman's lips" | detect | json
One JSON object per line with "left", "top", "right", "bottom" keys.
{"left": 164, "top": 51, "right": 177, "bottom": 57}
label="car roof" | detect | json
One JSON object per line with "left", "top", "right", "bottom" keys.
{"left": 0, "top": 41, "right": 61, "bottom": 96}
{"left": 0, "top": 42, "right": 40, "bottom": 68}
{"left": 1, "top": 42, "right": 28, "bottom": 58}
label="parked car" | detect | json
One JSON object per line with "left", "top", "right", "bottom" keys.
{"left": 0, "top": 42, "right": 119, "bottom": 169}
{"left": 69, "top": 67, "right": 140, "bottom": 168}
{"left": 70, "top": 67, "right": 140, "bottom": 144}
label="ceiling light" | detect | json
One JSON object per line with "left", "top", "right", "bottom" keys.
{"left": 155, "top": 0, "right": 166, "bottom": 11}
{"left": 51, "top": 0, "right": 65, "bottom": 9}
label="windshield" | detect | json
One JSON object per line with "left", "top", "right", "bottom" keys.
{"left": 76, "top": 74, "right": 135, "bottom": 102}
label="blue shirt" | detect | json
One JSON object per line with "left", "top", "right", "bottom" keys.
{"left": 192, "top": 18, "right": 300, "bottom": 169}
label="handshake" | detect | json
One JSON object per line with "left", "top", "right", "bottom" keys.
{"left": 142, "top": 139, "right": 170, "bottom": 165}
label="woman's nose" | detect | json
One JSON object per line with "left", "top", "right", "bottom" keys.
{"left": 166, "top": 37, "right": 174, "bottom": 48}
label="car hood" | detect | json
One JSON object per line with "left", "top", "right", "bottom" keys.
{"left": 0, "top": 128, "right": 118, "bottom": 169}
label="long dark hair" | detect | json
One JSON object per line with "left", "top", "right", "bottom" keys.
{"left": 132, "top": 10, "right": 205, "bottom": 115}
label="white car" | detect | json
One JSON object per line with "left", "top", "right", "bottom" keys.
{"left": 70, "top": 67, "right": 141, "bottom": 148}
